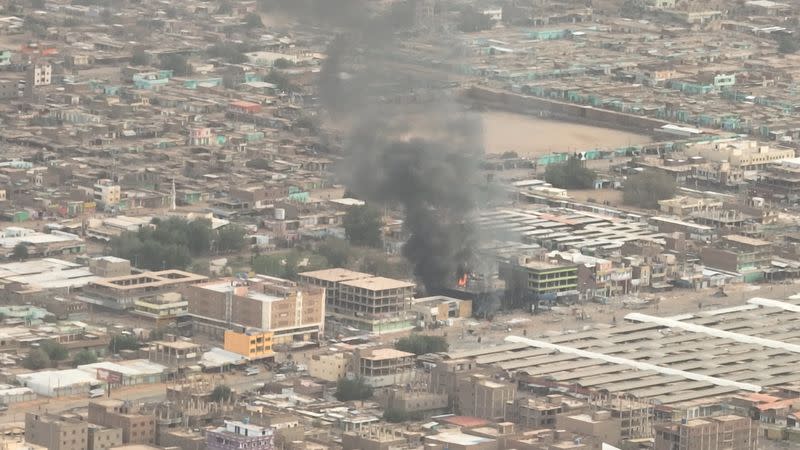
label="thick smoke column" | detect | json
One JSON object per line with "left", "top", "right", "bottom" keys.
{"left": 270, "top": 0, "right": 484, "bottom": 292}
{"left": 344, "top": 113, "right": 482, "bottom": 291}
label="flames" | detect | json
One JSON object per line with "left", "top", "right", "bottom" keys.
{"left": 457, "top": 273, "right": 468, "bottom": 287}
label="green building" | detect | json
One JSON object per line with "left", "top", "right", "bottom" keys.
{"left": 499, "top": 257, "right": 579, "bottom": 309}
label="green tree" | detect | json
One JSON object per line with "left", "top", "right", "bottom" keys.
{"left": 457, "top": 8, "right": 493, "bottom": 32}
{"left": 131, "top": 48, "right": 150, "bottom": 66}
{"left": 284, "top": 250, "right": 301, "bottom": 280}
{"left": 544, "top": 157, "right": 596, "bottom": 189}
{"left": 12, "top": 243, "right": 28, "bottom": 261}
{"left": 22, "top": 349, "right": 50, "bottom": 370}
{"left": 216, "top": 0, "right": 232, "bottom": 14}
{"left": 252, "top": 250, "right": 306, "bottom": 279}
{"left": 73, "top": 350, "right": 98, "bottom": 367}
{"left": 383, "top": 406, "right": 409, "bottom": 423}
{"left": 501, "top": 151, "right": 519, "bottom": 159}
{"left": 148, "top": 328, "right": 169, "bottom": 341}
{"left": 395, "top": 335, "right": 449, "bottom": 355}
{"left": 186, "top": 219, "right": 214, "bottom": 255}
{"left": 623, "top": 170, "right": 676, "bottom": 209}
{"left": 358, "top": 250, "right": 411, "bottom": 279}
{"left": 273, "top": 58, "right": 294, "bottom": 69}
{"left": 216, "top": 225, "right": 247, "bottom": 253}
{"left": 777, "top": 34, "right": 799, "bottom": 54}
{"left": 344, "top": 206, "right": 383, "bottom": 248}
{"left": 207, "top": 42, "right": 249, "bottom": 64}
{"left": 253, "top": 253, "right": 290, "bottom": 278}
{"left": 246, "top": 158, "right": 270, "bottom": 170}
{"left": 264, "top": 69, "right": 299, "bottom": 92}
{"left": 244, "top": 12, "right": 263, "bottom": 28}
{"left": 160, "top": 54, "right": 191, "bottom": 76}
{"left": 109, "top": 335, "right": 140, "bottom": 352}
{"left": 40, "top": 340, "right": 68, "bottom": 362}
{"left": 335, "top": 377, "right": 373, "bottom": 401}
{"left": 111, "top": 218, "right": 214, "bottom": 270}
{"left": 211, "top": 384, "right": 233, "bottom": 402}
{"left": 42, "top": 315, "right": 58, "bottom": 323}
{"left": 317, "top": 237, "right": 352, "bottom": 268}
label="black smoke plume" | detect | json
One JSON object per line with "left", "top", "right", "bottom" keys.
{"left": 270, "top": 1, "right": 485, "bottom": 292}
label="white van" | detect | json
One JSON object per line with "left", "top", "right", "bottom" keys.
{"left": 244, "top": 367, "right": 260, "bottom": 376}
{"left": 89, "top": 388, "right": 105, "bottom": 398}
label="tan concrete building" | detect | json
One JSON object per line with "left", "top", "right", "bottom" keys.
{"left": 381, "top": 388, "right": 449, "bottom": 416}
{"left": 684, "top": 140, "right": 795, "bottom": 171}
{"left": 88, "top": 400, "right": 155, "bottom": 445}
{"left": 508, "top": 396, "right": 564, "bottom": 429}
{"left": 430, "top": 358, "right": 477, "bottom": 398}
{"left": 355, "top": 348, "right": 415, "bottom": 388}
{"left": 88, "top": 424, "right": 123, "bottom": 450}
{"left": 307, "top": 351, "right": 352, "bottom": 382}
{"left": 341, "top": 427, "right": 406, "bottom": 450}
{"left": 654, "top": 415, "right": 758, "bottom": 450}
{"left": 81, "top": 270, "right": 207, "bottom": 310}
{"left": 558, "top": 411, "right": 621, "bottom": 447}
{"left": 157, "top": 429, "right": 205, "bottom": 450}
{"left": 25, "top": 412, "right": 88, "bottom": 450}
{"left": 297, "top": 268, "right": 371, "bottom": 308}
{"left": 456, "top": 374, "right": 516, "bottom": 421}
{"left": 298, "top": 268, "right": 416, "bottom": 333}
{"left": 186, "top": 274, "right": 325, "bottom": 344}
{"left": 88, "top": 256, "right": 131, "bottom": 278}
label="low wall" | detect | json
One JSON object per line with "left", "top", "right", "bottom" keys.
{"left": 464, "top": 87, "right": 671, "bottom": 134}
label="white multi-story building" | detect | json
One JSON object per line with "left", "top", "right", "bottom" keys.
{"left": 31, "top": 63, "right": 51, "bottom": 86}
{"left": 93, "top": 179, "right": 121, "bottom": 209}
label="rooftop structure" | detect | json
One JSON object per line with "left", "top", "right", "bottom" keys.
{"left": 477, "top": 209, "right": 664, "bottom": 254}
{"left": 186, "top": 274, "right": 325, "bottom": 344}
{"left": 444, "top": 298, "right": 800, "bottom": 407}
{"left": 80, "top": 270, "right": 208, "bottom": 310}
{"left": 207, "top": 420, "right": 275, "bottom": 450}
{"left": 298, "top": 269, "right": 416, "bottom": 333}
{"left": 356, "top": 347, "right": 416, "bottom": 388}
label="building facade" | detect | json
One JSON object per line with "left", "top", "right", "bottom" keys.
{"left": 655, "top": 415, "right": 758, "bottom": 450}
{"left": 87, "top": 424, "right": 123, "bottom": 450}
{"left": 456, "top": 374, "right": 516, "bottom": 421}
{"left": 80, "top": 270, "right": 207, "bottom": 310}
{"left": 25, "top": 413, "right": 88, "bottom": 450}
{"left": 700, "top": 235, "right": 771, "bottom": 281}
{"left": 206, "top": 420, "right": 275, "bottom": 450}
{"left": 299, "top": 269, "right": 416, "bottom": 333}
{"left": 93, "top": 179, "right": 121, "bottom": 210}
{"left": 186, "top": 275, "right": 324, "bottom": 344}
{"left": 499, "top": 256, "right": 579, "bottom": 308}
{"left": 355, "top": 348, "right": 416, "bottom": 388}
{"left": 224, "top": 329, "right": 274, "bottom": 360}
{"left": 87, "top": 400, "right": 155, "bottom": 445}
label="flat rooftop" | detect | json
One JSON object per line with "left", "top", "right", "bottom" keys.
{"left": 298, "top": 268, "right": 373, "bottom": 283}
{"left": 426, "top": 432, "right": 494, "bottom": 446}
{"left": 723, "top": 234, "right": 771, "bottom": 247}
{"left": 89, "top": 270, "right": 207, "bottom": 290}
{"left": 446, "top": 297, "right": 800, "bottom": 406}
{"left": 339, "top": 276, "right": 415, "bottom": 291}
{"left": 361, "top": 348, "right": 415, "bottom": 360}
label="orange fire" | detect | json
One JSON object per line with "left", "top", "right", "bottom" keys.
{"left": 457, "top": 274, "right": 468, "bottom": 287}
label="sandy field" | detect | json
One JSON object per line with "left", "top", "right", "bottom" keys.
{"left": 482, "top": 111, "right": 653, "bottom": 156}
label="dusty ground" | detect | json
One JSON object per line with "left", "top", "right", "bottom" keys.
{"left": 568, "top": 188, "right": 624, "bottom": 206}
{"left": 481, "top": 111, "right": 652, "bottom": 156}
